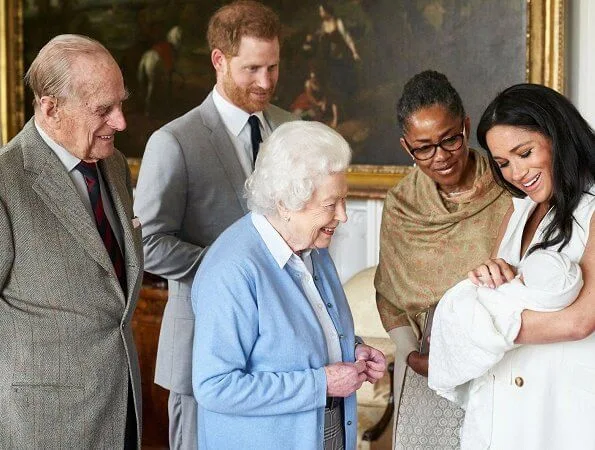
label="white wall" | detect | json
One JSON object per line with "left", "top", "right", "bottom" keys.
{"left": 328, "top": 198, "right": 383, "bottom": 283}
{"left": 568, "top": 0, "right": 595, "bottom": 127}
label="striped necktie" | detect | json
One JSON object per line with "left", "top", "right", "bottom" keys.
{"left": 75, "top": 161, "right": 127, "bottom": 296}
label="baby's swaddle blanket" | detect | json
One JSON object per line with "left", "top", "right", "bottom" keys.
{"left": 428, "top": 250, "right": 583, "bottom": 448}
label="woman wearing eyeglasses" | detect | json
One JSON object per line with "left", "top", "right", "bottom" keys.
{"left": 374, "top": 70, "right": 511, "bottom": 449}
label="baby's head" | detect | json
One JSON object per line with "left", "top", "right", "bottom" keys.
{"left": 519, "top": 249, "right": 578, "bottom": 292}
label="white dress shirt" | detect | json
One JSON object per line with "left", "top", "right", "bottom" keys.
{"left": 35, "top": 121, "right": 124, "bottom": 250}
{"left": 251, "top": 213, "right": 343, "bottom": 363}
{"left": 212, "top": 86, "right": 272, "bottom": 177}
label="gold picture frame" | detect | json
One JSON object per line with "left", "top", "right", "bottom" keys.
{"left": 0, "top": 0, "right": 565, "bottom": 198}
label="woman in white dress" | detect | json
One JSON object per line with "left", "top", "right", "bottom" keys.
{"left": 467, "top": 83, "right": 595, "bottom": 449}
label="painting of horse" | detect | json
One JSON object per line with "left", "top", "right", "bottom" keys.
{"left": 137, "top": 25, "right": 183, "bottom": 116}
{"left": 20, "top": 0, "right": 545, "bottom": 165}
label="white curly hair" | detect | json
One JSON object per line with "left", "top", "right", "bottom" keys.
{"left": 245, "top": 121, "right": 351, "bottom": 216}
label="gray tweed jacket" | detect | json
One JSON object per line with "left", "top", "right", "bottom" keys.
{"left": 0, "top": 119, "right": 144, "bottom": 448}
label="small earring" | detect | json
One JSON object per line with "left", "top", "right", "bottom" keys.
{"left": 284, "top": 215, "right": 290, "bottom": 222}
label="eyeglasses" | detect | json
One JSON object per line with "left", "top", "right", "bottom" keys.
{"left": 403, "top": 121, "right": 466, "bottom": 161}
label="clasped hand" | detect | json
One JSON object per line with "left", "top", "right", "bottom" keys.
{"left": 324, "top": 344, "right": 387, "bottom": 397}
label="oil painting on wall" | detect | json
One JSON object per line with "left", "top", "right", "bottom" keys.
{"left": 19, "top": 0, "right": 537, "bottom": 165}
{"left": 1, "top": 0, "right": 563, "bottom": 194}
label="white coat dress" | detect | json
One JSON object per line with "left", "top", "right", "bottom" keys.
{"left": 462, "top": 187, "right": 595, "bottom": 449}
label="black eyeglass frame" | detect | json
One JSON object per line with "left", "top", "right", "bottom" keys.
{"left": 402, "top": 120, "right": 467, "bottom": 161}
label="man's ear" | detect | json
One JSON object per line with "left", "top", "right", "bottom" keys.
{"left": 211, "top": 48, "right": 228, "bottom": 74}
{"left": 38, "top": 96, "right": 61, "bottom": 127}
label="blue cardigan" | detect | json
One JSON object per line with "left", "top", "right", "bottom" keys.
{"left": 191, "top": 214, "right": 358, "bottom": 449}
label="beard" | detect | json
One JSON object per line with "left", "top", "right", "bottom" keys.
{"left": 222, "top": 70, "right": 275, "bottom": 113}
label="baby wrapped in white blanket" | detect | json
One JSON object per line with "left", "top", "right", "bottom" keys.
{"left": 428, "top": 249, "right": 583, "bottom": 446}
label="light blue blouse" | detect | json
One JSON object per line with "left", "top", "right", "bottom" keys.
{"left": 191, "top": 213, "right": 358, "bottom": 450}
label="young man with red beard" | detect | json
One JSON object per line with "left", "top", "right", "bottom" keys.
{"left": 134, "top": 2, "right": 296, "bottom": 449}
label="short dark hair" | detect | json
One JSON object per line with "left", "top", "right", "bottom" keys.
{"left": 477, "top": 83, "right": 595, "bottom": 253}
{"left": 319, "top": 3, "right": 335, "bottom": 16}
{"left": 396, "top": 70, "right": 465, "bottom": 133}
{"left": 207, "top": 0, "right": 281, "bottom": 57}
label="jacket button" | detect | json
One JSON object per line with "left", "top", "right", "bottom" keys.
{"left": 347, "top": 420, "right": 352, "bottom": 426}
{"left": 515, "top": 376, "right": 524, "bottom": 387}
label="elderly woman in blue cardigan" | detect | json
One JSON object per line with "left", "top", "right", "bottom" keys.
{"left": 191, "top": 121, "right": 386, "bottom": 450}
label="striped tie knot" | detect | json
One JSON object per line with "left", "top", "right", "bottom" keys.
{"left": 76, "top": 160, "right": 99, "bottom": 176}
{"left": 76, "top": 161, "right": 99, "bottom": 189}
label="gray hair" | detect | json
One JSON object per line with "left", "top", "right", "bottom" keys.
{"left": 245, "top": 121, "right": 351, "bottom": 215}
{"left": 25, "top": 34, "right": 113, "bottom": 106}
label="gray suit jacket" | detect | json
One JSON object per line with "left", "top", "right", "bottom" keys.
{"left": 0, "top": 120, "right": 144, "bottom": 448}
{"left": 134, "top": 92, "right": 296, "bottom": 394}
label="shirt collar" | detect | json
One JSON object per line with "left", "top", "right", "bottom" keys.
{"left": 212, "top": 86, "right": 267, "bottom": 136}
{"left": 251, "top": 212, "right": 313, "bottom": 270}
{"left": 35, "top": 121, "right": 81, "bottom": 172}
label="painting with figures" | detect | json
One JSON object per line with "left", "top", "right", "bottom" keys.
{"left": 22, "top": 0, "right": 527, "bottom": 165}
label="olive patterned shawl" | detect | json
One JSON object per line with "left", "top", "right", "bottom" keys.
{"left": 374, "top": 151, "right": 511, "bottom": 336}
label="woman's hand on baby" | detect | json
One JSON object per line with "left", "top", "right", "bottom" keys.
{"left": 468, "top": 257, "right": 516, "bottom": 288}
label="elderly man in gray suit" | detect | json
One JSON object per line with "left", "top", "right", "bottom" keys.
{"left": 0, "top": 35, "right": 143, "bottom": 448}
{"left": 134, "top": 1, "right": 296, "bottom": 448}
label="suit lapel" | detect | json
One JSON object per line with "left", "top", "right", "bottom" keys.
{"left": 201, "top": 93, "right": 249, "bottom": 213}
{"left": 99, "top": 156, "right": 142, "bottom": 307}
{"left": 263, "top": 105, "right": 282, "bottom": 130}
{"left": 21, "top": 121, "right": 115, "bottom": 277}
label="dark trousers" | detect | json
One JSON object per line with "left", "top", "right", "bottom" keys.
{"left": 124, "top": 380, "right": 138, "bottom": 450}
